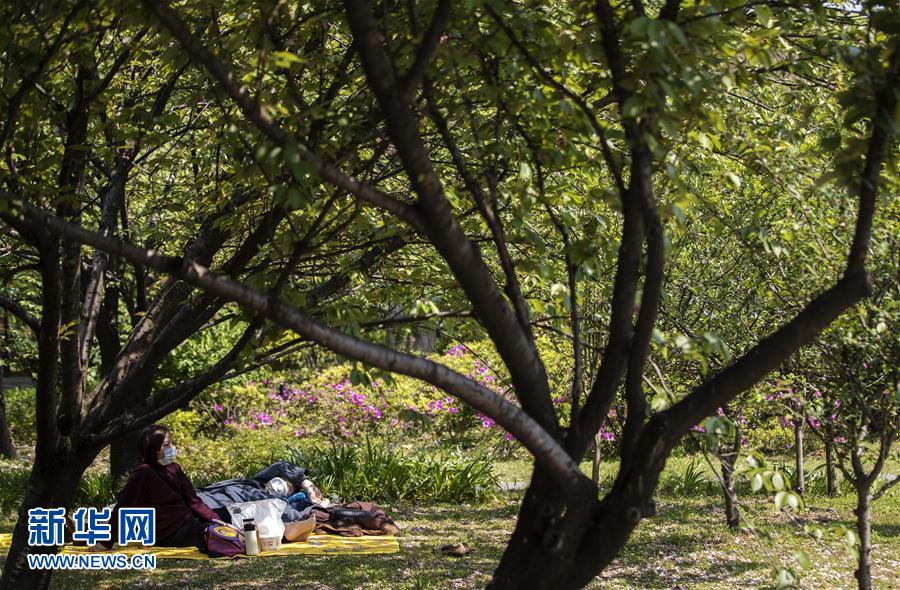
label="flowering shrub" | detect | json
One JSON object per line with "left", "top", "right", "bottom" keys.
{"left": 184, "top": 339, "right": 578, "bottom": 451}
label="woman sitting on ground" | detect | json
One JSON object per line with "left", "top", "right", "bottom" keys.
{"left": 95, "top": 424, "right": 234, "bottom": 551}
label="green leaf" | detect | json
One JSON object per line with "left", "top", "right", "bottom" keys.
{"left": 774, "top": 491, "right": 788, "bottom": 510}
{"left": 519, "top": 162, "right": 532, "bottom": 183}
{"left": 621, "top": 96, "right": 643, "bottom": 119}
{"left": 272, "top": 50, "right": 303, "bottom": 68}
{"left": 755, "top": 5, "right": 774, "bottom": 27}
{"left": 751, "top": 472, "right": 764, "bottom": 492}
{"left": 771, "top": 472, "right": 785, "bottom": 491}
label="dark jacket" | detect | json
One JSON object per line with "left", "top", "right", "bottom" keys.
{"left": 105, "top": 462, "right": 218, "bottom": 547}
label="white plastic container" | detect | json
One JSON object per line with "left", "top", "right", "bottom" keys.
{"left": 258, "top": 535, "right": 282, "bottom": 552}
{"left": 243, "top": 521, "right": 259, "bottom": 556}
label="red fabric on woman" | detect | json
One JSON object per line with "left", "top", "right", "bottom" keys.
{"left": 103, "top": 462, "right": 218, "bottom": 548}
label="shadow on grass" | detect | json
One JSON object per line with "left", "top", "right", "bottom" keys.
{"left": 3, "top": 541, "right": 500, "bottom": 590}
{"left": 873, "top": 523, "right": 900, "bottom": 538}
{"left": 605, "top": 555, "right": 762, "bottom": 590}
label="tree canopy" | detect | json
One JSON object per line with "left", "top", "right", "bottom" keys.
{"left": 0, "top": 0, "right": 897, "bottom": 588}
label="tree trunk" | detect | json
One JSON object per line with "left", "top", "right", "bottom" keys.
{"left": 108, "top": 381, "right": 150, "bottom": 483}
{"left": 592, "top": 432, "right": 602, "bottom": 484}
{"left": 794, "top": 420, "right": 805, "bottom": 497}
{"left": 488, "top": 451, "right": 667, "bottom": 590}
{"left": 0, "top": 371, "right": 15, "bottom": 459}
{"left": 0, "top": 452, "right": 87, "bottom": 590}
{"left": 825, "top": 436, "right": 837, "bottom": 497}
{"left": 0, "top": 312, "right": 15, "bottom": 459}
{"left": 109, "top": 429, "right": 141, "bottom": 483}
{"left": 854, "top": 485, "right": 872, "bottom": 590}
{"left": 0, "top": 387, "right": 14, "bottom": 459}
{"left": 719, "top": 426, "right": 742, "bottom": 529}
{"left": 489, "top": 466, "right": 601, "bottom": 590}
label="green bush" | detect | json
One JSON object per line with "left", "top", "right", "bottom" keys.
{"left": 74, "top": 472, "right": 117, "bottom": 509}
{"left": 743, "top": 417, "right": 795, "bottom": 454}
{"left": 803, "top": 463, "right": 852, "bottom": 496}
{"left": 4, "top": 387, "right": 36, "bottom": 446}
{"left": 170, "top": 426, "right": 296, "bottom": 487}
{"left": 661, "top": 458, "right": 718, "bottom": 496}
{"left": 286, "top": 439, "right": 499, "bottom": 503}
{"left": 0, "top": 468, "right": 29, "bottom": 513}
{"left": 0, "top": 469, "right": 116, "bottom": 514}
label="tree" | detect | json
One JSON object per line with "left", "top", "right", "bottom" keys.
{"left": 1, "top": 1, "right": 898, "bottom": 589}
{"left": 0, "top": 311, "right": 18, "bottom": 458}
{"left": 0, "top": 2, "right": 408, "bottom": 586}
{"left": 806, "top": 253, "right": 899, "bottom": 590}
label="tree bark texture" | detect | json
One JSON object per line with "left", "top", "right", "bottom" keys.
{"left": 794, "top": 420, "right": 805, "bottom": 497}
{"left": 854, "top": 486, "right": 872, "bottom": 590}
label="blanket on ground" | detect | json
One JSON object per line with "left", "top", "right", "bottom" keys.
{"left": 0, "top": 532, "right": 399, "bottom": 560}
{"left": 195, "top": 461, "right": 310, "bottom": 522}
{"left": 312, "top": 501, "right": 400, "bottom": 537}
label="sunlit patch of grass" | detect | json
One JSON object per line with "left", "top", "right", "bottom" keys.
{"left": 0, "top": 490, "right": 895, "bottom": 590}
{"left": 0, "top": 450, "right": 897, "bottom": 589}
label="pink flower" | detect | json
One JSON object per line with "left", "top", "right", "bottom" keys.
{"left": 446, "top": 344, "right": 467, "bottom": 356}
{"left": 214, "top": 403, "right": 223, "bottom": 412}
{"left": 835, "top": 436, "right": 847, "bottom": 444}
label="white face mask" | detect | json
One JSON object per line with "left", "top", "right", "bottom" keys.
{"left": 265, "top": 477, "right": 292, "bottom": 497}
{"left": 159, "top": 445, "right": 177, "bottom": 465}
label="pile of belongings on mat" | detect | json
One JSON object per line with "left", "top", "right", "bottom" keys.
{"left": 196, "top": 461, "right": 400, "bottom": 538}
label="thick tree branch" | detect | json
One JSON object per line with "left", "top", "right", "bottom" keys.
{"left": 659, "top": 41, "right": 898, "bottom": 438}
{"left": 78, "top": 159, "right": 127, "bottom": 373}
{"left": 9, "top": 197, "right": 586, "bottom": 492}
{"left": 57, "top": 62, "right": 93, "bottom": 436}
{"left": 0, "top": 295, "right": 40, "bottom": 335}
{"left": 845, "top": 43, "right": 899, "bottom": 276}
{"left": 344, "top": 0, "right": 560, "bottom": 438}
{"left": 621, "top": 143, "right": 663, "bottom": 469}
{"left": 572, "top": 3, "right": 648, "bottom": 455}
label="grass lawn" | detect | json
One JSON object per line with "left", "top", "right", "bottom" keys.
{"left": 1, "top": 456, "right": 898, "bottom": 589}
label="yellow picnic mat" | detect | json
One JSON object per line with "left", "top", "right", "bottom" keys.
{"left": 0, "top": 532, "right": 399, "bottom": 560}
